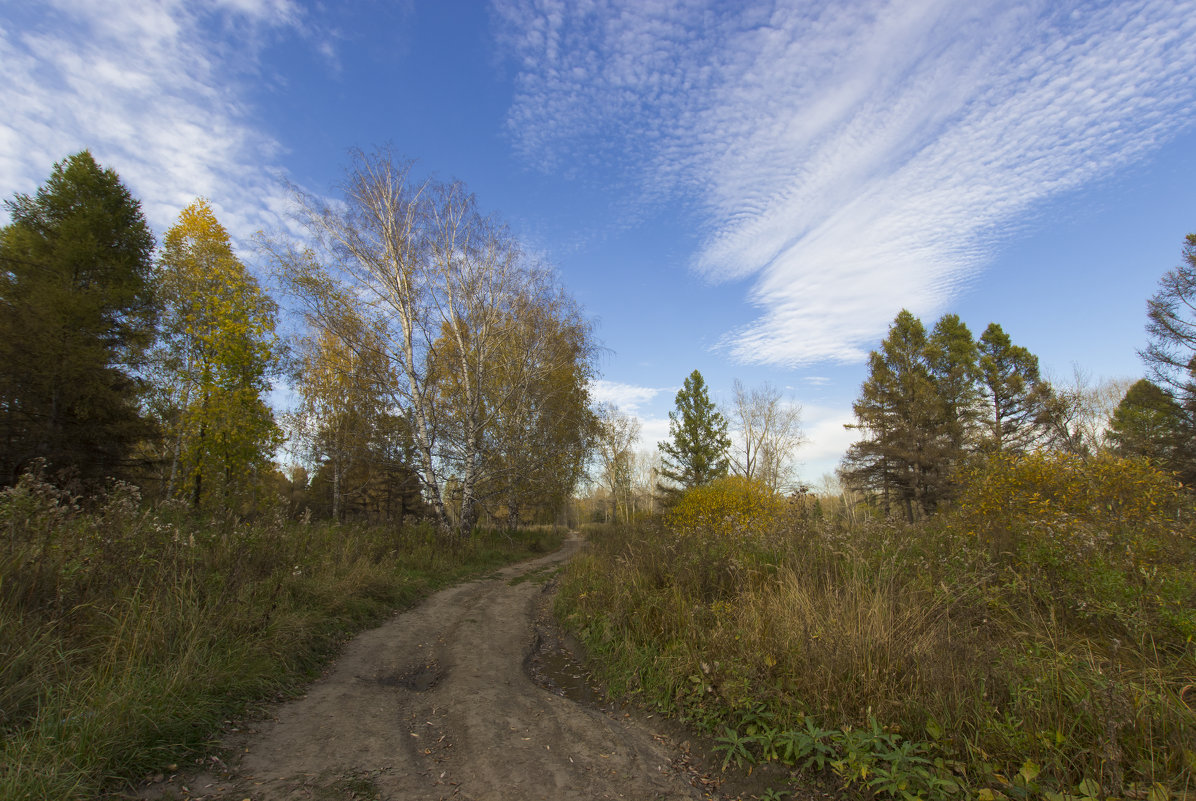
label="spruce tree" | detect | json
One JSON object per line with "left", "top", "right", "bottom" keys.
{"left": 0, "top": 151, "right": 156, "bottom": 485}
{"left": 657, "top": 369, "right": 731, "bottom": 496}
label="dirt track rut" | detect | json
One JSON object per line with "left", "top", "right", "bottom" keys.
{"left": 158, "top": 533, "right": 705, "bottom": 801}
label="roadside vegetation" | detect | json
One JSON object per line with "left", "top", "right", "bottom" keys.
{"left": 0, "top": 150, "right": 587, "bottom": 798}
{"left": 563, "top": 234, "right": 1196, "bottom": 800}
{"left": 0, "top": 470, "right": 562, "bottom": 800}
{"left": 559, "top": 460, "right": 1194, "bottom": 801}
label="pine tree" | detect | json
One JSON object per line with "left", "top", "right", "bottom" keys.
{"left": 1108, "top": 379, "right": 1189, "bottom": 480}
{"left": 842, "top": 310, "right": 944, "bottom": 520}
{"left": 842, "top": 310, "right": 988, "bottom": 519}
{"left": 978, "top": 323, "right": 1052, "bottom": 453}
{"left": 657, "top": 370, "right": 731, "bottom": 496}
{"left": 0, "top": 151, "right": 156, "bottom": 485}
{"left": 1141, "top": 232, "right": 1196, "bottom": 479}
{"left": 927, "top": 313, "right": 982, "bottom": 456}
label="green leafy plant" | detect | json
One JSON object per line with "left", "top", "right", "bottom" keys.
{"left": 714, "top": 726, "right": 758, "bottom": 770}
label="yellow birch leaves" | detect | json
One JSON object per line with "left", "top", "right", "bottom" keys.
{"left": 156, "top": 199, "right": 281, "bottom": 510}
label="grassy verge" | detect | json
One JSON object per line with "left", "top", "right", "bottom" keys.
{"left": 557, "top": 457, "right": 1196, "bottom": 801}
{"left": 0, "top": 473, "right": 562, "bottom": 801}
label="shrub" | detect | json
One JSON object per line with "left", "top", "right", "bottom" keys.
{"left": 953, "top": 452, "right": 1186, "bottom": 556}
{"left": 666, "top": 475, "right": 786, "bottom": 539}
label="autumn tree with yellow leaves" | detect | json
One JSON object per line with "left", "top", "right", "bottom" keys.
{"left": 153, "top": 200, "right": 282, "bottom": 512}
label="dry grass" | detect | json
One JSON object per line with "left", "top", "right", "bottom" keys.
{"left": 557, "top": 460, "right": 1196, "bottom": 799}
{"left": 0, "top": 472, "right": 562, "bottom": 801}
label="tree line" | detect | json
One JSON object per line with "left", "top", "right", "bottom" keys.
{"left": 593, "top": 369, "right": 804, "bottom": 524}
{"left": 0, "top": 151, "right": 599, "bottom": 538}
{"left": 840, "top": 235, "right": 1196, "bottom": 520}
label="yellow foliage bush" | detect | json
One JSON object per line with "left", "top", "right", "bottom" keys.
{"left": 666, "top": 475, "right": 786, "bottom": 538}
{"left": 952, "top": 451, "right": 1186, "bottom": 558}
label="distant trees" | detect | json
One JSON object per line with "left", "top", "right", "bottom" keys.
{"left": 595, "top": 404, "right": 640, "bottom": 524}
{"left": 728, "top": 379, "right": 802, "bottom": 493}
{"left": 153, "top": 200, "right": 282, "bottom": 511}
{"left": 657, "top": 370, "right": 731, "bottom": 497}
{"left": 0, "top": 151, "right": 157, "bottom": 485}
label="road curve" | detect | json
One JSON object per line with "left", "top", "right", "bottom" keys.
{"left": 160, "top": 533, "right": 703, "bottom": 801}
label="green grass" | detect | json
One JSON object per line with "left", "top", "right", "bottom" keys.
{"left": 557, "top": 458, "right": 1196, "bottom": 801}
{"left": 0, "top": 473, "right": 563, "bottom": 801}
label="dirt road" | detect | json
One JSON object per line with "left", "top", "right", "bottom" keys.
{"left": 154, "top": 533, "right": 710, "bottom": 801}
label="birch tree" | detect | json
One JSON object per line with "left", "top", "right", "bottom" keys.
{"left": 729, "top": 380, "right": 803, "bottom": 493}
{"left": 470, "top": 281, "right": 598, "bottom": 527}
{"left": 291, "top": 323, "right": 392, "bottom": 522}
{"left": 595, "top": 403, "right": 640, "bottom": 524}
{"left": 267, "top": 150, "right": 595, "bottom": 537}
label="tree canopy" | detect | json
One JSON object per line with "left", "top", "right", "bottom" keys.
{"left": 842, "top": 310, "right": 1064, "bottom": 520}
{"left": 0, "top": 151, "right": 156, "bottom": 484}
{"left": 267, "top": 149, "right": 598, "bottom": 536}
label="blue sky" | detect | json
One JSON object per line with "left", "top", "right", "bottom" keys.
{"left": 3, "top": 0, "right": 1196, "bottom": 482}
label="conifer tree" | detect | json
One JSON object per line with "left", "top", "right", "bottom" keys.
{"left": 1108, "top": 379, "right": 1189, "bottom": 479}
{"left": 843, "top": 310, "right": 989, "bottom": 519}
{"left": 927, "top": 313, "right": 982, "bottom": 456}
{"left": 978, "top": 323, "right": 1053, "bottom": 453}
{"left": 657, "top": 370, "right": 731, "bottom": 496}
{"left": 0, "top": 151, "right": 156, "bottom": 484}
{"left": 1140, "top": 232, "right": 1196, "bottom": 479}
{"left": 842, "top": 310, "right": 943, "bottom": 520}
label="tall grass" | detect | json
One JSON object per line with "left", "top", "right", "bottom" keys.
{"left": 0, "top": 471, "right": 561, "bottom": 800}
{"left": 557, "top": 456, "right": 1196, "bottom": 799}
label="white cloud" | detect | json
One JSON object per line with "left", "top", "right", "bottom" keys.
{"left": 495, "top": 0, "right": 1196, "bottom": 365}
{"left": 800, "top": 404, "right": 860, "bottom": 466}
{"left": 637, "top": 415, "right": 671, "bottom": 452}
{"left": 591, "top": 379, "right": 670, "bottom": 414}
{"left": 0, "top": 0, "right": 301, "bottom": 245}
